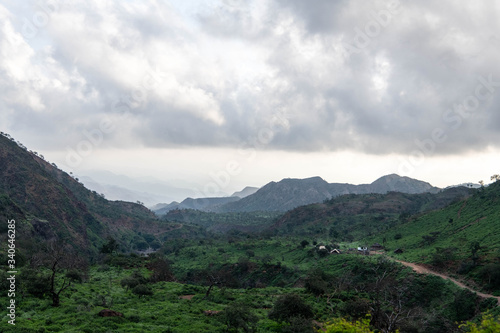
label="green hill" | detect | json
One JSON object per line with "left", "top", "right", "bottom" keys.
{"left": 364, "top": 180, "right": 500, "bottom": 293}
{"left": 0, "top": 133, "right": 182, "bottom": 256}
{"left": 268, "top": 187, "right": 474, "bottom": 240}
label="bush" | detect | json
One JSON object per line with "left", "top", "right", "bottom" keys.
{"left": 120, "top": 277, "right": 139, "bottom": 291}
{"left": 281, "top": 316, "right": 315, "bottom": 333}
{"left": 221, "top": 302, "right": 258, "bottom": 332}
{"left": 324, "top": 316, "right": 374, "bottom": 333}
{"left": 305, "top": 269, "right": 329, "bottom": 296}
{"left": 65, "top": 269, "right": 83, "bottom": 283}
{"left": 460, "top": 314, "right": 500, "bottom": 333}
{"left": 132, "top": 284, "right": 153, "bottom": 298}
{"left": 268, "top": 294, "right": 313, "bottom": 323}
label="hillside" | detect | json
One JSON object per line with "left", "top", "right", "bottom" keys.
{"left": 267, "top": 186, "right": 474, "bottom": 240}
{"left": 154, "top": 196, "right": 240, "bottom": 215}
{"left": 216, "top": 174, "right": 440, "bottom": 213}
{"left": 364, "top": 180, "right": 500, "bottom": 292}
{"left": 0, "top": 134, "right": 179, "bottom": 254}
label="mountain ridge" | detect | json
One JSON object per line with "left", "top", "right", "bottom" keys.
{"left": 154, "top": 174, "right": 440, "bottom": 214}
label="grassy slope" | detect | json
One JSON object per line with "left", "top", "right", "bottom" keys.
{"left": 365, "top": 181, "right": 500, "bottom": 263}
{"left": 3, "top": 249, "right": 495, "bottom": 333}
{"left": 269, "top": 187, "right": 474, "bottom": 241}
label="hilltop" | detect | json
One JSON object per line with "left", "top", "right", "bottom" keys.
{"left": 154, "top": 174, "right": 440, "bottom": 214}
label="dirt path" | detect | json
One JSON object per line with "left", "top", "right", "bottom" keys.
{"left": 393, "top": 258, "right": 500, "bottom": 305}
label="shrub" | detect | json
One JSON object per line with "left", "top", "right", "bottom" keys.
{"left": 221, "top": 302, "right": 258, "bottom": 332}
{"left": 268, "top": 294, "right": 313, "bottom": 323}
{"left": 460, "top": 314, "right": 500, "bottom": 333}
{"left": 324, "top": 316, "right": 374, "bottom": 333}
{"left": 65, "top": 269, "right": 83, "bottom": 283}
{"left": 132, "top": 284, "right": 153, "bottom": 298}
{"left": 120, "top": 277, "right": 139, "bottom": 291}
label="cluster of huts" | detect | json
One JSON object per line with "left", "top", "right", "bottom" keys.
{"left": 316, "top": 243, "right": 404, "bottom": 256}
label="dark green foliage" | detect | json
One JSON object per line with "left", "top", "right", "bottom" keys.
{"left": 304, "top": 268, "right": 329, "bottom": 296}
{"left": 65, "top": 268, "right": 83, "bottom": 283}
{"left": 479, "top": 263, "right": 500, "bottom": 290}
{"left": 446, "top": 289, "right": 478, "bottom": 322}
{"left": 132, "top": 284, "right": 153, "bottom": 298}
{"left": 430, "top": 247, "right": 457, "bottom": 268}
{"left": 100, "top": 236, "right": 119, "bottom": 254}
{"left": 120, "top": 277, "right": 140, "bottom": 291}
{"left": 20, "top": 268, "right": 51, "bottom": 298}
{"left": 281, "top": 316, "right": 315, "bottom": 333}
{"left": 221, "top": 302, "right": 258, "bottom": 332}
{"left": 147, "top": 258, "right": 175, "bottom": 282}
{"left": 268, "top": 294, "right": 313, "bottom": 323}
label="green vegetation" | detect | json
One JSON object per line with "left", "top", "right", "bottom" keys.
{"left": 364, "top": 180, "right": 500, "bottom": 294}
{"left": 2, "top": 236, "right": 498, "bottom": 332}
{"left": 1, "top": 133, "right": 499, "bottom": 331}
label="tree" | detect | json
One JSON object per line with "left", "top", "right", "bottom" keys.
{"left": 305, "top": 268, "right": 329, "bottom": 297}
{"left": 470, "top": 241, "right": 481, "bottom": 265}
{"left": 222, "top": 302, "right": 258, "bottom": 332}
{"left": 120, "top": 277, "right": 140, "bottom": 291}
{"left": 460, "top": 314, "right": 500, "bottom": 332}
{"left": 491, "top": 174, "right": 500, "bottom": 182}
{"left": 31, "top": 242, "right": 87, "bottom": 307}
{"left": 100, "top": 236, "right": 119, "bottom": 254}
{"left": 268, "top": 294, "right": 313, "bottom": 324}
{"left": 147, "top": 258, "right": 175, "bottom": 282}
{"left": 132, "top": 284, "right": 153, "bottom": 298}
{"left": 300, "top": 240, "right": 309, "bottom": 248}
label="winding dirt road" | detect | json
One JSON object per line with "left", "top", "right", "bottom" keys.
{"left": 393, "top": 258, "right": 500, "bottom": 305}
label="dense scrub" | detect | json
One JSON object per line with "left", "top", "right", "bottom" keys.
{"left": 2, "top": 236, "right": 498, "bottom": 332}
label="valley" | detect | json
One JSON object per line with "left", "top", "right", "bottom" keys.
{"left": 1, "top": 133, "right": 499, "bottom": 332}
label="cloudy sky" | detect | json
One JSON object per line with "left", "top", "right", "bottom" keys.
{"left": 1, "top": 0, "right": 499, "bottom": 198}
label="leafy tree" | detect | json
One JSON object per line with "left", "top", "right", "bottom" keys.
{"left": 470, "top": 241, "right": 481, "bottom": 265}
{"left": 120, "top": 277, "right": 140, "bottom": 291}
{"left": 300, "top": 240, "right": 309, "bottom": 248}
{"left": 100, "top": 236, "right": 119, "bottom": 254}
{"left": 268, "top": 294, "right": 313, "bottom": 323}
{"left": 222, "top": 302, "right": 258, "bottom": 332}
{"left": 281, "top": 316, "right": 315, "bottom": 333}
{"left": 460, "top": 314, "right": 500, "bottom": 333}
{"left": 147, "top": 258, "right": 175, "bottom": 282}
{"left": 132, "top": 284, "right": 153, "bottom": 298}
{"left": 305, "top": 268, "right": 329, "bottom": 296}
{"left": 20, "top": 268, "right": 51, "bottom": 298}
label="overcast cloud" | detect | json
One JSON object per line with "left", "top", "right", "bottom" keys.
{"left": 1, "top": 0, "right": 499, "bottom": 190}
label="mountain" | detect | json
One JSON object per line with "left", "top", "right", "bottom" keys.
{"left": 0, "top": 133, "right": 183, "bottom": 254}
{"left": 217, "top": 174, "right": 440, "bottom": 212}
{"left": 154, "top": 196, "right": 240, "bottom": 215}
{"left": 231, "top": 186, "right": 259, "bottom": 198}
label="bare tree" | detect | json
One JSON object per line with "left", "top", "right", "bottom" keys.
{"left": 35, "top": 241, "right": 88, "bottom": 307}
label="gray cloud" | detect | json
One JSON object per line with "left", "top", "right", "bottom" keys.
{"left": 1, "top": 0, "right": 499, "bottom": 158}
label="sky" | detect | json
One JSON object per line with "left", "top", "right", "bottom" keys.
{"left": 1, "top": 0, "right": 500, "bottom": 199}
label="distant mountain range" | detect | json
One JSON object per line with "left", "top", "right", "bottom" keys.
{"left": 154, "top": 174, "right": 441, "bottom": 214}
